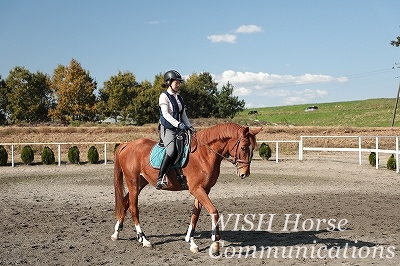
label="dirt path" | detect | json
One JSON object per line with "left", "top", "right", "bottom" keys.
{"left": 1, "top": 156, "right": 399, "bottom": 265}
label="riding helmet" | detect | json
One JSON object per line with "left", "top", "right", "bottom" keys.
{"left": 164, "top": 70, "right": 183, "bottom": 83}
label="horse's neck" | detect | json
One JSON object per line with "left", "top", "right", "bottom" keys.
{"left": 195, "top": 134, "right": 231, "bottom": 162}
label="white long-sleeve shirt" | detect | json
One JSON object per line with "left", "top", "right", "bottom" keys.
{"left": 159, "top": 90, "right": 191, "bottom": 128}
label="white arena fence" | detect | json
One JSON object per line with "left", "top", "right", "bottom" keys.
{"left": 1, "top": 136, "right": 399, "bottom": 173}
{"left": 258, "top": 135, "right": 400, "bottom": 173}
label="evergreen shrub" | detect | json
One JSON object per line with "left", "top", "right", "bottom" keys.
{"left": 21, "top": 145, "right": 34, "bottom": 165}
{"left": 259, "top": 142, "right": 272, "bottom": 160}
{"left": 87, "top": 146, "right": 99, "bottom": 164}
{"left": 368, "top": 152, "right": 377, "bottom": 167}
{"left": 387, "top": 154, "right": 396, "bottom": 171}
{"left": 41, "top": 146, "right": 55, "bottom": 165}
{"left": 68, "top": 146, "right": 80, "bottom": 164}
{"left": 0, "top": 145, "right": 8, "bottom": 166}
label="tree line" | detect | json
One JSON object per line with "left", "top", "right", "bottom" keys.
{"left": 0, "top": 59, "right": 245, "bottom": 125}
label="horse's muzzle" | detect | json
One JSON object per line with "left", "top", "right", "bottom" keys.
{"left": 237, "top": 166, "right": 250, "bottom": 179}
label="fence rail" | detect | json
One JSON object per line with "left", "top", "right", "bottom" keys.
{"left": 2, "top": 136, "right": 400, "bottom": 173}
{"left": 258, "top": 136, "right": 400, "bottom": 173}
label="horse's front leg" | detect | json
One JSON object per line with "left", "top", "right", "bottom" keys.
{"left": 189, "top": 188, "right": 221, "bottom": 256}
{"left": 185, "top": 198, "right": 202, "bottom": 252}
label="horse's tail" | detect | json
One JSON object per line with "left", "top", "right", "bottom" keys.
{"left": 113, "top": 145, "right": 125, "bottom": 220}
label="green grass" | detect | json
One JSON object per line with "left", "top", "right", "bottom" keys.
{"left": 234, "top": 98, "right": 400, "bottom": 127}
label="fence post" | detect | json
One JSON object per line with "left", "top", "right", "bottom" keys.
{"left": 397, "top": 137, "right": 399, "bottom": 174}
{"left": 275, "top": 141, "right": 279, "bottom": 163}
{"left": 375, "top": 137, "right": 379, "bottom": 169}
{"left": 358, "top": 136, "right": 362, "bottom": 165}
{"left": 58, "top": 144, "right": 61, "bottom": 166}
{"left": 299, "top": 137, "right": 303, "bottom": 160}
{"left": 11, "top": 144, "right": 14, "bottom": 167}
{"left": 104, "top": 143, "right": 107, "bottom": 165}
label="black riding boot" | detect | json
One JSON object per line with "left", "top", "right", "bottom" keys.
{"left": 156, "top": 155, "right": 174, "bottom": 190}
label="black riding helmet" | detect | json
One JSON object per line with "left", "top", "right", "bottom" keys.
{"left": 163, "top": 70, "right": 183, "bottom": 86}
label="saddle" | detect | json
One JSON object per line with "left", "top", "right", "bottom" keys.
{"left": 149, "top": 131, "right": 191, "bottom": 169}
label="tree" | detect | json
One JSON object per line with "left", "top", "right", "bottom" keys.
{"left": 128, "top": 76, "right": 162, "bottom": 125}
{"left": 50, "top": 59, "right": 97, "bottom": 122}
{"left": 30, "top": 71, "right": 55, "bottom": 121}
{"left": 215, "top": 82, "right": 245, "bottom": 118}
{"left": 180, "top": 72, "right": 218, "bottom": 118}
{"left": 6, "top": 67, "right": 53, "bottom": 123}
{"left": 0, "top": 75, "right": 7, "bottom": 124}
{"left": 97, "top": 71, "right": 139, "bottom": 121}
{"left": 391, "top": 36, "right": 400, "bottom": 47}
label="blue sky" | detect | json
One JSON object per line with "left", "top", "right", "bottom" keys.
{"left": 1, "top": 0, "right": 399, "bottom": 108}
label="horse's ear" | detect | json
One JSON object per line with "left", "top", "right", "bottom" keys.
{"left": 250, "top": 127, "right": 262, "bottom": 135}
{"left": 240, "top": 126, "right": 250, "bottom": 137}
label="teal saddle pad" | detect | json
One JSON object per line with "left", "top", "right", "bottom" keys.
{"left": 149, "top": 132, "right": 190, "bottom": 169}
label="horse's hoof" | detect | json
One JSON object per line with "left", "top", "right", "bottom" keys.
{"left": 210, "top": 242, "right": 220, "bottom": 256}
{"left": 190, "top": 245, "right": 199, "bottom": 253}
{"left": 142, "top": 239, "right": 152, "bottom": 248}
{"left": 110, "top": 233, "right": 118, "bottom": 241}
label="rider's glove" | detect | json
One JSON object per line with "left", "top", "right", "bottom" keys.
{"left": 178, "top": 122, "right": 189, "bottom": 131}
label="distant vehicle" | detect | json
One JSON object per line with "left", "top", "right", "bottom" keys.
{"left": 305, "top": 106, "right": 318, "bottom": 112}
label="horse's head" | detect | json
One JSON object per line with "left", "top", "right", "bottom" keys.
{"left": 228, "top": 126, "right": 262, "bottom": 179}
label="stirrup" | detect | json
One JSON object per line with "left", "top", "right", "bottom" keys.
{"left": 156, "top": 175, "right": 168, "bottom": 190}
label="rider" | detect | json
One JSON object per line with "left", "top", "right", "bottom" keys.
{"left": 156, "top": 70, "right": 195, "bottom": 190}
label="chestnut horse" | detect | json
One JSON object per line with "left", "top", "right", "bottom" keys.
{"left": 110, "top": 123, "right": 262, "bottom": 255}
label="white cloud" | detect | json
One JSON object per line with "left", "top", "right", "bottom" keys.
{"left": 283, "top": 89, "right": 328, "bottom": 105}
{"left": 217, "top": 70, "right": 348, "bottom": 87}
{"left": 235, "top": 25, "right": 263, "bottom": 34}
{"left": 233, "top": 86, "right": 251, "bottom": 96}
{"left": 206, "top": 34, "right": 237, "bottom": 43}
{"left": 213, "top": 70, "right": 347, "bottom": 107}
{"left": 207, "top": 24, "right": 262, "bottom": 44}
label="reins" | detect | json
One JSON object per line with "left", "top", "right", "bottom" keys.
{"left": 191, "top": 133, "right": 251, "bottom": 169}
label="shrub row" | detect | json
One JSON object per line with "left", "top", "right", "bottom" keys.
{"left": 0, "top": 145, "right": 100, "bottom": 166}
{"left": 368, "top": 152, "right": 397, "bottom": 171}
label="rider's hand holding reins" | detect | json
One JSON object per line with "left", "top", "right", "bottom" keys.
{"left": 178, "top": 122, "right": 189, "bottom": 131}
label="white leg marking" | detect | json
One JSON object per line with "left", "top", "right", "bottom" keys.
{"left": 135, "top": 224, "right": 152, "bottom": 247}
{"left": 185, "top": 224, "right": 193, "bottom": 242}
{"left": 185, "top": 225, "right": 198, "bottom": 253}
{"left": 111, "top": 221, "right": 120, "bottom": 241}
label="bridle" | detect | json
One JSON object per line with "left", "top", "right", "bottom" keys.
{"left": 191, "top": 133, "right": 252, "bottom": 170}
{"left": 226, "top": 137, "right": 252, "bottom": 169}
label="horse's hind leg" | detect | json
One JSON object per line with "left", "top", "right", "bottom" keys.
{"left": 128, "top": 174, "right": 151, "bottom": 247}
{"left": 111, "top": 193, "right": 130, "bottom": 240}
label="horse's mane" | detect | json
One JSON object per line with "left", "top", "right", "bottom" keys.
{"left": 196, "top": 123, "right": 243, "bottom": 144}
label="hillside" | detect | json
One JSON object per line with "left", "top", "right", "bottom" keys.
{"left": 235, "top": 98, "right": 400, "bottom": 127}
